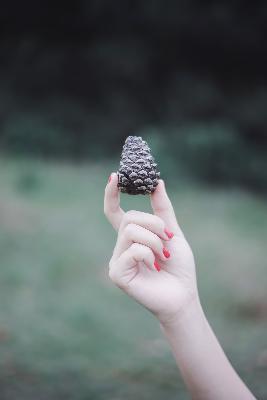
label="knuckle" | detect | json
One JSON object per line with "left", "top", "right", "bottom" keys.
{"left": 123, "top": 210, "right": 144, "bottom": 226}
{"left": 120, "top": 211, "right": 131, "bottom": 228}
{"left": 108, "top": 267, "right": 117, "bottom": 282}
{"left": 108, "top": 263, "right": 119, "bottom": 283}
{"left": 126, "top": 210, "right": 136, "bottom": 218}
{"left": 131, "top": 242, "right": 141, "bottom": 252}
{"left": 108, "top": 266, "right": 126, "bottom": 290}
{"left": 133, "top": 243, "right": 150, "bottom": 259}
{"left": 122, "top": 210, "right": 136, "bottom": 226}
{"left": 124, "top": 210, "right": 136, "bottom": 223}
{"left": 143, "top": 245, "right": 152, "bottom": 258}
{"left": 124, "top": 223, "right": 135, "bottom": 237}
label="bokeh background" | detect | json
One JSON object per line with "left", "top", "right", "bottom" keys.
{"left": 0, "top": 1, "right": 267, "bottom": 399}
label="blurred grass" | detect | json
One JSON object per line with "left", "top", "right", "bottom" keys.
{"left": 0, "top": 157, "right": 266, "bottom": 399}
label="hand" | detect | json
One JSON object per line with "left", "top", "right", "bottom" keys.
{"left": 104, "top": 173, "right": 199, "bottom": 325}
{"left": 104, "top": 173, "right": 256, "bottom": 400}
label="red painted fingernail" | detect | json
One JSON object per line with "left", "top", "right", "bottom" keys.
{"left": 154, "top": 261, "right": 161, "bottom": 272}
{"left": 164, "top": 229, "right": 174, "bottom": 239}
{"left": 108, "top": 175, "right": 112, "bottom": 183}
{"left": 163, "top": 248, "right": 170, "bottom": 258}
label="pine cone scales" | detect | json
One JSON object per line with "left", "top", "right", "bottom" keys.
{"left": 117, "top": 136, "right": 160, "bottom": 195}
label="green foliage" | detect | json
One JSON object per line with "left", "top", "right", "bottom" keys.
{"left": 2, "top": 114, "right": 267, "bottom": 192}
{"left": 143, "top": 124, "right": 267, "bottom": 193}
{"left": 2, "top": 116, "right": 267, "bottom": 193}
{"left": 2, "top": 114, "right": 73, "bottom": 157}
{"left": 0, "top": 0, "right": 266, "bottom": 192}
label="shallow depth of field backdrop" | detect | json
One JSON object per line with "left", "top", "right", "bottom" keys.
{"left": 0, "top": 1, "right": 267, "bottom": 399}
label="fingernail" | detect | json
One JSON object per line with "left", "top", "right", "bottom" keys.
{"left": 108, "top": 175, "right": 112, "bottom": 183}
{"left": 163, "top": 248, "right": 170, "bottom": 258}
{"left": 164, "top": 229, "right": 174, "bottom": 239}
{"left": 154, "top": 261, "right": 161, "bottom": 272}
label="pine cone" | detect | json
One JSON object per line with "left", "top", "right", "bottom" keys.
{"left": 117, "top": 136, "right": 160, "bottom": 195}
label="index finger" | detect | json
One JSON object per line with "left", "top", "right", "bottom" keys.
{"left": 104, "top": 172, "right": 125, "bottom": 230}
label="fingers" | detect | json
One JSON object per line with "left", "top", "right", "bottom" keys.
{"left": 104, "top": 173, "right": 180, "bottom": 237}
{"left": 109, "top": 243, "right": 155, "bottom": 289}
{"left": 150, "top": 179, "right": 182, "bottom": 236}
{"left": 104, "top": 172, "right": 125, "bottom": 230}
{"left": 113, "top": 223, "right": 169, "bottom": 262}
{"left": 119, "top": 210, "right": 169, "bottom": 241}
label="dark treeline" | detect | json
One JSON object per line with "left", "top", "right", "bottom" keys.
{"left": 0, "top": 0, "right": 267, "bottom": 190}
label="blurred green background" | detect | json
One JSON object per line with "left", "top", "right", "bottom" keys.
{"left": 0, "top": 1, "right": 267, "bottom": 399}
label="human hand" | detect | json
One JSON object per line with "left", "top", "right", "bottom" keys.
{"left": 104, "top": 173, "right": 256, "bottom": 400}
{"left": 104, "top": 173, "right": 199, "bottom": 325}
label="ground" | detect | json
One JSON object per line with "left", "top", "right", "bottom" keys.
{"left": 0, "top": 157, "right": 266, "bottom": 399}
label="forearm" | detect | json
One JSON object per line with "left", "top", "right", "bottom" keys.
{"left": 160, "top": 298, "right": 256, "bottom": 400}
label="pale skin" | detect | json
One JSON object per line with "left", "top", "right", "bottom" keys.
{"left": 104, "top": 172, "right": 256, "bottom": 400}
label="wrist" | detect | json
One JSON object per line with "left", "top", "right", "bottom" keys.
{"left": 159, "top": 295, "right": 206, "bottom": 335}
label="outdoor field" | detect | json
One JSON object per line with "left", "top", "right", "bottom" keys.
{"left": 0, "top": 157, "right": 266, "bottom": 400}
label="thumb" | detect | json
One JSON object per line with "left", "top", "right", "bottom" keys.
{"left": 150, "top": 180, "right": 182, "bottom": 236}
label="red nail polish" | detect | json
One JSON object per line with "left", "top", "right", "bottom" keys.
{"left": 164, "top": 229, "right": 174, "bottom": 239}
{"left": 154, "top": 261, "right": 161, "bottom": 272}
{"left": 163, "top": 248, "right": 170, "bottom": 258}
{"left": 108, "top": 175, "right": 112, "bottom": 183}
